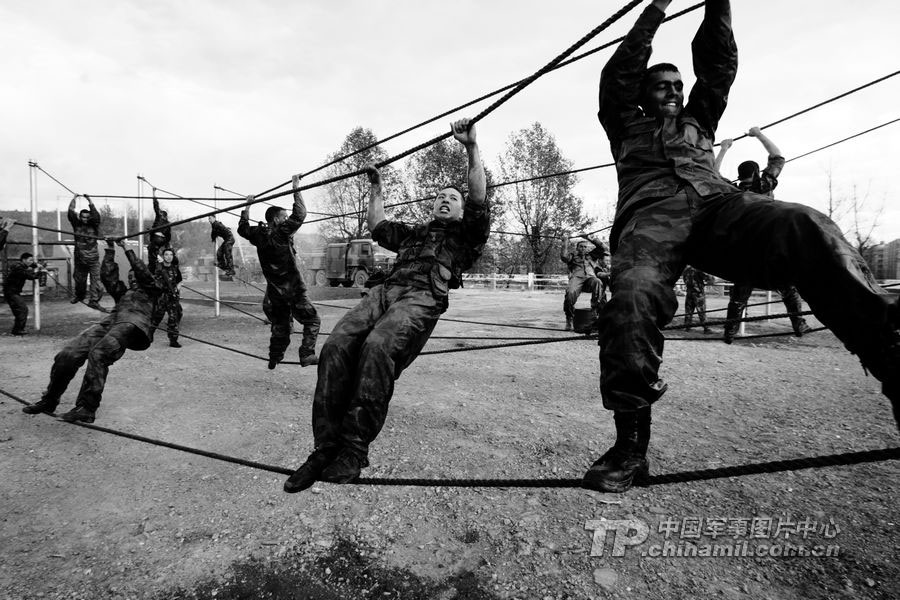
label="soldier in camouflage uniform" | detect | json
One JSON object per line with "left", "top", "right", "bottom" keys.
{"left": 284, "top": 118, "right": 488, "bottom": 493}
{"left": 150, "top": 247, "right": 183, "bottom": 348}
{"left": 238, "top": 175, "right": 320, "bottom": 370}
{"left": 67, "top": 194, "right": 103, "bottom": 309}
{"left": 716, "top": 128, "right": 811, "bottom": 343}
{"left": 587, "top": 0, "right": 900, "bottom": 494}
{"left": 561, "top": 233, "right": 609, "bottom": 331}
{"left": 209, "top": 216, "right": 235, "bottom": 276}
{"left": 146, "top": 193, "right": 171, "bottom": 273}
{"left": 4, "top": 252, "right": 46, "bottom": 335}
{"left": 682, "top": 265, "right": 711, "bottom": 334}
{"left": 23, "top": 239, "right": 164, "bottom": 423}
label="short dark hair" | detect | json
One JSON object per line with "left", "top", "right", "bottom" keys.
{"left": 737, "top": 160, "right": 760, "bottom": 181}
{"left": 162, "top": 247, "right": 175, "bottom": 256}
{"left": 20, "top": 252, "right": 33, "bottom": 261}
{"left": 437, "top": 184, "right": 465, "bottom": 199}
{"left": 264, "top": 206, "right": 285, "bottom": 223}
{"left": 79, "top": 209, "right": 91, "bottom": 216}
{"left": 641, "top": 62, "right": 680, "bottom": 95}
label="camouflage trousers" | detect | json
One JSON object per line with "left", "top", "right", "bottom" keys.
{"left": 216, "top": 240, "right": 235, "bottom": 272}
{"left": 5, "top": 293, "right": 28, "bottom": 333}
{"left": 564, "top": 274, "right": 606, "bottom": 319}
{"left": 263, "top": 284, "right": 320, "bottom": 363}
{"left": 42, "top": 322, "right": 138, "bottom": 411}
{"left": 725, "top": 284, "right": 809, "bottom": 338}
{"left": 312, "top": 284, "right": 445, "bottom": 455}
{"left": 151, "top": 293, "right": 183, "bottom": 343}
{"left": 597, "top": 187, "right": 894, "bottom": 411}
{"left": 73, "top": 257, "right": 102, "bottom": 303}
{"left": 683, "top": 288, "right": 707, "bottom": 329}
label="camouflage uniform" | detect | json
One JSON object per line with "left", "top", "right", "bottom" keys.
{"left": 68, "top": 203, "right": 102, "bottom": 303}
{"left": 682, "top": 266, "right": 710, "bottom": 332}
{"left": 562, "top": 239, "right": 609, "bottom": 323}
{"left": 150, "top": 260, "right": 183, "bottom": 344}
{"left": 238, "top": 206, "right": 320, "bottom": 364}
{"left": 723, "top": 156, "right": 810, "bottom": 340}
{"left": 146, "top": 198, "right": 171, "bottom": 273}
{"left": 313, "top": 200, "right": 490, "bottom": 456}
{"left": 4, "top": 260, "right": 40, "bottom": 334}
{"left": 210, "top": 220, "right": 235, "bottom": 274}
{"left": 596, "top": 0, "right": 896, "bottom": 414}
{"left": 39, "top": 246, "right": 162, "bottom": 412}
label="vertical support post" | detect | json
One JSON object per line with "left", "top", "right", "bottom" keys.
{"left": 492, "top": 272, "right": 496, "bottom": 291}
{"left": 213, "top": 186, "right": 220, "bottom": 317}
{"left": 29, "top": 162, "right": 41, "bottom": 331}
{"left": 137, "top": 175, "right": 144, "bottom": 260}
{"left": 765, "top": 290, "right": 772, "bottom": 316}
{"left": 527, "top": 272, "right": 534, "bottom": 291}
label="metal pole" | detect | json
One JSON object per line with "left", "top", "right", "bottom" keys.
{"left": 137, "top": 175, "right": 144, "bottom": 260}
{"left": 29, "top": 162, "right": 41, "bottom": 331}
{"left": 213, "top": 185, "right": 220, "bottom": 317}
{"left": 765, "top": 290, "right": 772, "bottom": 316}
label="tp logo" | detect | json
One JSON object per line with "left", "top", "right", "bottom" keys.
{"left": 585, "top": 518, "right": 649, "bottom": 557}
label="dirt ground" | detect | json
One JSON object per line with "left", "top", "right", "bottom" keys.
{"left": 1, "top": 283, "right": 898, "bottom": 600}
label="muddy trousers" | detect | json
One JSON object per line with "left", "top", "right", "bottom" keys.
{"left": 151, "top": 295, "right": 183, "bottom": 343}
{"left": 564, "top": 275, "right": 606, "bottom": 319}
{"left": 597, "top": 188, "right": 895, "bottom": 412}
{"left": 42, "top": 322, "right": 137, "bottom": 411}
{"left": 312, "top": 284, "right": 444, "bottom": 455}
{"left": 5, "top": 293, "right": 28, "bottom": 333}
{"left": 725, "top": 284, "right": 808, "bottom": 337}
{"left": 216, "top": 240, "right": 234, "bottom": 272}
{"left": 262, "top": 286, "right": 320, "bottom": 362}
{"left": 73, "top": 258, "right": 102, "bottom": 303}
{"left": 683, "top": 289, "right": 707, "bottom": 329}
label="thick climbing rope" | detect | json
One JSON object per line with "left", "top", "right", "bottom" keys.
{"left": 785, "top": 116, "right": 900, "bottom": 164}
{"left": 180, "top": 284, "right": 268, "bottom": 323}
{"left": 115, "top": 0, "right": 648, "bottom": 242}
{"left": 4, "top": 386, "right": 897, "bottom": 488}
{"left": 214, "top": 184, "right": 335, "bottom": 218}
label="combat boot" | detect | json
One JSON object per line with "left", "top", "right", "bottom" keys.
{"left": 583, "top": 409, "right": 651, "bottom": 493}
{"left": 59, "top": 406, "right": 96, "bottom": 424}
{"left": 22, "top": 397, "right": 58, "bottom": 415}
{"left": 723, "top": 304, "right": 741, "bottom": 344}
{"left": 284, "top": 446, "right": 341, "bottom": 493}
{"left": 684, "top": 315, "right": 693, "bottom": 331}
{"left": 565, "top": 317, "right": 573, "bottom": 331}
{"left": 791, "top": 317, "right": 812, "bottom": 337}
{"left": 299, "top": 349, "right": 318, "bottom": 367}
{"left": 169, "top": 339, "right": 182, "bottom": 348}
{"left": 320, "top": 448, "right": 369, "bottom": 484}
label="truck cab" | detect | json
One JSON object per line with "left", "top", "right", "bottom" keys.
{"left": 305, "top": 239, "right": 395, "bottom": 288}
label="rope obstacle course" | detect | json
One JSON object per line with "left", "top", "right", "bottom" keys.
{"left": 9, "top": 0, "right": 900, "bottom": 489}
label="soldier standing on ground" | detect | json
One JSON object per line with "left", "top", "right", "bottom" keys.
{"left": 4, "top": 252, "right": 46, "bottom": 335}
{"left": 150, "top": 248, "right": 184, "bottom": 348}
{"left": 682, "top": 265, "right": 712, "bottom": 334}
{"left": 560, "top": 233, "right": 609, "bottom": 331}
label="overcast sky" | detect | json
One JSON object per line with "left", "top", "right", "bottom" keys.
{"left": 2, "top": 0, "right": 898, "bottom": 243}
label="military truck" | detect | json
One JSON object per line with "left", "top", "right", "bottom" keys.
{"left": 303, "top": 239, "right": 395, "bottom": 288}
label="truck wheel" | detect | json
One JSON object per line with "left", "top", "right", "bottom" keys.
{"left": 314, "top": 271, "right": 327, "bottom": 287}
{"left": 352, "top": 269, "right": 369, "bottom": 288}
{"left": 303, "top": 270, "right": 315, "bottom": 285}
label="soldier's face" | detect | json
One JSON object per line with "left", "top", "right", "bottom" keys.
{"left": 643, "top": 70, "right": 683, "bottom": 118}
{"left": 576, "top": 242, "right": 590, "bottom": 255}
{"left": 432, "top": 188, "right": 463, "bottom": 223}
{"left": 272, "top": 209, "right": 288, "bottom": 226}
{"left": 78, "top": 211, "right": 91, "bottom": 223}
{"left": 23, "top": 256, "right": 36, "bottom": 267}
{"left": 162, "top": 250, "right": 175, "bottom": 265}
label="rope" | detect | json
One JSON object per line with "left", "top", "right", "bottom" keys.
{"left": 252, "top": 3, "right": 704, "bottom": 198}
{"left": 4, "top": 388, "right": 897, "bottom": 488}
{"left": 785, "top": 117, "right": 900, "bottom": 164}
{"left": 729, "top": 71, "right": 900, "bottom": 143}
{"left": 140, "top": 177, "right": 245, "bottom": 220}
{"left": 116, "top": 0, "right": 646, "bottom": 242}
{"left": 180, "top": 284, "right": 268, "bottom": 323}
{"left": 214, "top": 185, "right": 335, "bottom": 217}
{"left": 30, "top": 162, "right": 78, "bottom": 196}
{"left": 15, "top": 221, "right": 106, "bottom": 243}
{"left": 231, "top": 274, "right": 268, "bottom": 295}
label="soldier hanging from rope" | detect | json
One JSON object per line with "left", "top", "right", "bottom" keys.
{"left": 146, "top": 191, "right": 171, "bottom": 272}
{"left": 284, "top": 118, "right": 488, "bottom": 493}
{"left": 23, "top": 239, "right": 165, "bottom": 423}
{"left": 67, "top": 194, "right": 103, "bottom": 310}
{"left": 560, "top": 232, "right": 609, "bottom": 331}
{"left": 714, "top": 127, "right": 812, "bottom": 343}
{"left": 588, "top": 0, "right": 900, "bottom": 494}
{"left": 208, "top": 215, "right": 236, "bottom": 277}
{"left": 238, "top": 175, "right": 320, "bottom": 370}
{"left": 150, "top": 247, "right": 183, "bottom": 348}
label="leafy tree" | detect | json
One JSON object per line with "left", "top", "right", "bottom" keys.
{"left": 497, "top": 122, "right": 592, "bottom": 274}
{"left": 316, "top": 127, "right": 402, "bottom": 241}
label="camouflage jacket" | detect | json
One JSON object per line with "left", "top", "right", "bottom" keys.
{"left": 67, "top": 204, "right": 101, "bottom": 261}
{"left": 238, "top": 205, "right": 304, "bottom": 296}
{"left": 4, "top": 261, "right": 40, "bottom": 296}
{"left": 738, "top": 155, "right": 785, "bottom": 198}
{"left": 210, "top": 220, "right": 234, "bottom": 243}
{"left": 100, "top": 247, "right": 164, "bottom": 350}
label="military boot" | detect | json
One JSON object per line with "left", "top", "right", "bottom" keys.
{"left": 791, "top": 316, "right": 812, "bottom": 337}
{"left": 22, "top": 397, "right": 58, "bottom": 415}
{"left": 684, "top": 315, "right": 693, "bottom": 331}
{"left": 320, "top": 448, "right": 369, "bottom": 484}
{"left": 59, "top": 406, "right": 96, "bottom": 424}
{"left": 723, "top": 304, "right": 741, "bottom": 344}
{"left": 583, "top": 409, "right": 651, "bottom": 493}
{"left": 565, "top": 316, "right": 573, "bottom": 331}
{"left": 284, "top": 446, "right": 341, "bottom": 493}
